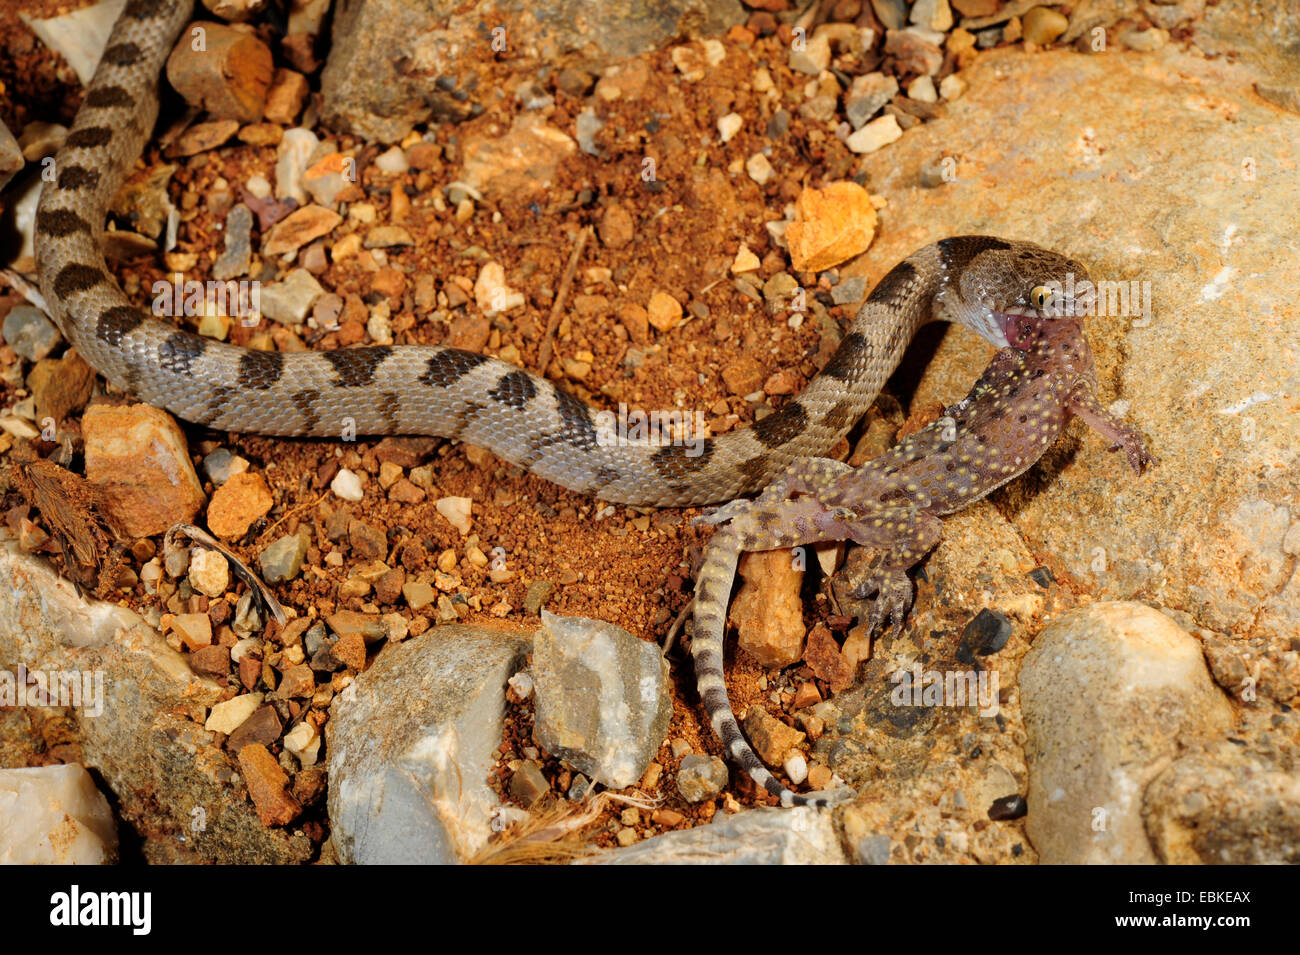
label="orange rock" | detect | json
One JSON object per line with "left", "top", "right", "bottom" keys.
{"left": 206, "top": 472, "right": 274, "bottom": 540}
{"left": 237, "top": 744, "right": 302, "bottom": 827}
{"left": 264, "top": 206, "right": 343, "bottom": 256}
{"left": 730, "top": 549, "right": 805, "bottom": 667}
{"left": 647, "top": 292, "right": 683, "bottom": 332}
{"left": 721, "top": 356, "right": 765, "bottom": 396}
{"left": 82, "top": 404, "right": 205, "bottom": 538}
{"left": 785, "top": 181, "right": 877, "bottom": 272}
{"left": 742, "top": 707, "right": 807, "bottom": 767}
{"left": 332, "top": 631, "right": 367, "bottom": 671}
{"left": 165, "top": 22, "right": 272, "bottom": 124}
{"left": 804, "top": 623, "right": 855, "bottom": 692}
{"left": 263, "top": 68, "right": 309, "bottom": 125}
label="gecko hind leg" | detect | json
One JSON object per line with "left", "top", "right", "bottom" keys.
{"left": 839, "top": 510, "right": 943, "bottom": 637}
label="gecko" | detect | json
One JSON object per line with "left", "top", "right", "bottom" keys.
{"left": 690, "top": 300, "right": 1152, "bottom": 806}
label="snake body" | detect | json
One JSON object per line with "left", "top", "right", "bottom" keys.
{"left": 34, "top": 0, "right": 1089, "bottom": 508}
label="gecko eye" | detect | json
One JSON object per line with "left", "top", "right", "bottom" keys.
{"left": 1029, "top": 285, "right": 1053, "bottom": 310}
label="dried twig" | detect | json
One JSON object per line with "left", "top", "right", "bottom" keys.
{"left": 536, "top": 225, "right": 592, "bottom": 374}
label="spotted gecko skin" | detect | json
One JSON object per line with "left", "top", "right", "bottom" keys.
{"left": 690, "top": 311, "right": 1151, "bottom": 807}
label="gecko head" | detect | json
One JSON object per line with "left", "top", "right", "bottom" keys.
{"left": 951, "top": 241, "right": 1091, "bottom": 350}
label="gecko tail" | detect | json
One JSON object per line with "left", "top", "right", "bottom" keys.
{"left": 691, "top": 531, "right": 855, "bottom": 810}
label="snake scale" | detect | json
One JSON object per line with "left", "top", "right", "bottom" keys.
{"left": 35, "top": 0, "right": 1092, "bottom": 509}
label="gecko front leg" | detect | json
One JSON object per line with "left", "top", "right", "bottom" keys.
{"left": 1065, "top": 382, "right": 1153, "bottom": 475}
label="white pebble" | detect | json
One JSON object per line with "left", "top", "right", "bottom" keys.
{"left": 374, "top": 145, "right": 409, "bottom": 175}
{"left": 907, "top": 74, "right": 938, "bottom": 103}
{"left": 939, "top": 74, "right": 967, "bottom": 101}
{"left": 283, "top": 722, "right": 320, "bottom": 767}
{"left": 508, "top": 671, "right": 535, "bottom": 700}
{"left": 717, "top": 112, "right": 743, "bottom": 144}
{"left": 846, "top": 113, "right": 903, "bottom": 154}
{"left": 230, "top": 638, "right": 261, "bottom": 663}
{"left": 244, "top": 174, "right": 271, "bottom": 199}
{"left": 784, "top": 752, "right": 809, "bottom": 785}
{"left": 745, "top": 152, "right": 774, "bottom": 185}
{"left": 188, "top": 547, "right": 230, "bottom": 598}
{"left": 701, "top": 38, "right": 725, "bottom": 66}
{"left": 474, "top": 262, "right": 525, "bottom": 315}
{"left": 331, "top": 468, "right": 364, "bottom": 501}
{"left": 436, "top": 496, "right": 473, "bottom": 535}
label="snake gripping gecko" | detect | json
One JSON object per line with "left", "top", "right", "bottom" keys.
{"left": 690, "top": 299, "right": 1152, "bottom": 807}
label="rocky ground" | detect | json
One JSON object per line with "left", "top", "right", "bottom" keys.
{"left": 0, "top": 0, "right": 1296, "bottom": 864}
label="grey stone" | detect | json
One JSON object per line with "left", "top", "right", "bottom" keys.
{"left": 258, "top": 532, "right": 309, "bottom": 584}
{"left": 202, "top": 448, "right": 238, "bottom": 485}
{"left": 1019, "top": 602, "right": 1234, "bottom": 864}
{"left": 3, "top": 305, "right": 62, "bottom": 362}
{"left": 856, "top": 833, "right": 892, "bottom": 865}
{"left": 327, "top": 625, "right": 530, "bottom": 863}
{"left": 212, "top": 203, "right": 254, "bottom": 281}
{"left": 531, "top": 611, "right": 671, "bottom": 789}
{"left": 583, "top": 807, "right": 848, "bottom": 864}
{"left": 830, "top": 276, "right": 866, "bottom": 305}
{"left": 259, "top": 268, "right": 324, "bottom": 325}
{"left": 676, "top": 753, "right": 728, "bottom": 803}
{"left": 844, "top": 73, "right": 899, "bottom": 130}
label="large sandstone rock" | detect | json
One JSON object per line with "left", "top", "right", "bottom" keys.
{"left": 853, "top": 41, "right": 1300, "bottom": 700}
{"left": 1019, "top": 602, "right": 1234, "bottom": 863}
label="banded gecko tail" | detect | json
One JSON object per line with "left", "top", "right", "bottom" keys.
{"left": 690, "top": 527, "right": 853, "bottom": 809}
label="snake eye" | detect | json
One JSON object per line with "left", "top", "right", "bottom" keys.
{"left": 1030, "top": 285, "right": 1053, "bottom": 310}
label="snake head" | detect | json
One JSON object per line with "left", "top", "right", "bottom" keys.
{"left": 944, "top": 239, "right": 1091, "bottom": 349}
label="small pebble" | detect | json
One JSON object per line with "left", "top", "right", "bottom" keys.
{"left": 3, "top": 306, "right": 61, "bottom": 362}
{"left": 1022, "top": 5, "right": 1068, "bottom": 45}
{"left": 907, "top": 74, "right": 938, "bottom": 103}
{"left": 717, "top": 112, "right": 743, "bottom": 143}
{"left": 373, "top": 145, "right": 409, "bottom": 175}
{"left": 259, "top": 533, "right": 309, "bottom": 584}
{"left": 783, "top": 752, "right": 809, "bottom": 785}
{"left": 331, "top": 468, "right": 364, "bottom": 501}
{"left": 677, "top": 754, "right": 728, "bottom": 803}
{"left": 745, "top": 152, "right": 774, "bottom": 185}
{"left": 187, "top": 548, "right": 230, "bottom": 598}
{"left": 846, "top": 114, "right": 903, "bottom": 154}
